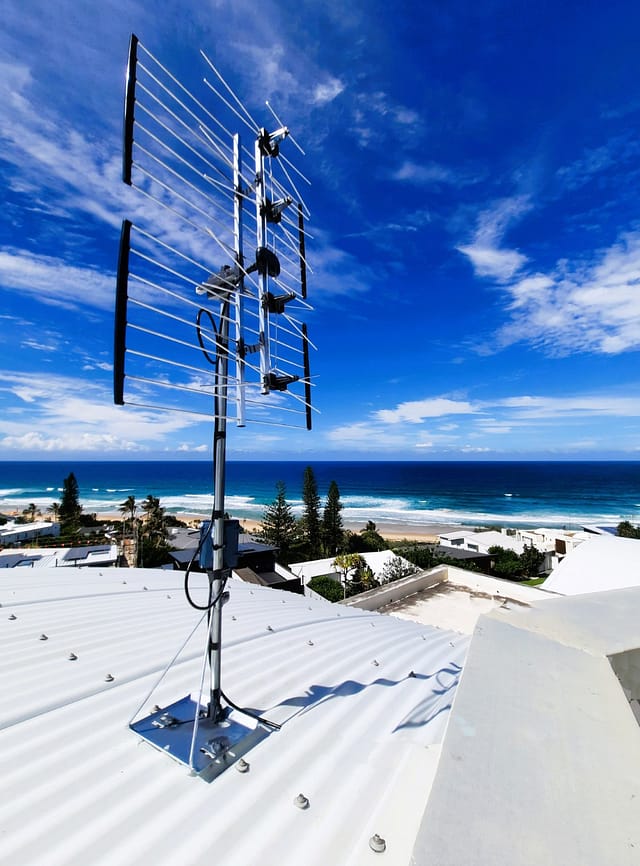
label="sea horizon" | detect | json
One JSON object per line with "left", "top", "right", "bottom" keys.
{"left": 2, "top": 459, "right": 640, "bottom": 532}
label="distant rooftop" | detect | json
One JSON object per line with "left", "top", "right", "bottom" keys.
{"left": 544, "top": 534, "right": 640, "bottom": 594}
{"left": 345, "top": 565, "right": 555, "bottom": 634}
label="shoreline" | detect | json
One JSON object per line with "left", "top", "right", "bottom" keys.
{"left": 2, "top": 507, "right": 459, "bottom": 543}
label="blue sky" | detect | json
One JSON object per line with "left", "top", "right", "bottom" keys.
{"left": 2, "top": 0, "right": 640, "bottom": 461}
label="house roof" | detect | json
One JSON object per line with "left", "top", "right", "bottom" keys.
{"left": 543, "top": 535, "right": 640, "bottom": 594}
{"left": 0, "top": 566, "right": 469, "bottom": 865}
{"left": 0, "top": 544, "right": 118, "bottom": 569}
{"left": 290, "top": 549, "right": 412, "bottom": 584}
{"left": 412, "top": 587, "right": 640, "bottom": 865}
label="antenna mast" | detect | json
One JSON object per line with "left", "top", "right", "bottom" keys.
{"left": 116, "top": 34, "right": 315, "bottom": 778}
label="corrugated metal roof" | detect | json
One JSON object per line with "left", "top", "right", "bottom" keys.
{"left": 0, "top": 567, "right": 469, "bottom": 866}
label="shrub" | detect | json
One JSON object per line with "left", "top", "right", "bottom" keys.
{"left": 308, "top": 575, "right": 344, "bottom": 603}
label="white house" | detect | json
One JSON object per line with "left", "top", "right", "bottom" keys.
{"left": 0, "top": 520, "right": 60, "bottom": 545}
{"left": 543, "top": 534, "right": 640, "bottom": 595}
{"left": 289, "top": 549, "right": 415, "bottom": 589}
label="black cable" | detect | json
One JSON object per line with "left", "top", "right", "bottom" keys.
{"left": 195, "top": 307, "right": 218, "bottom": 366}
{"left": 220, "top": 688, "right": 281, "bottom": 730}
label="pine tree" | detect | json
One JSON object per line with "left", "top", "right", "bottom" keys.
{"left": 258, "top": 481, "right": 298, "bottom": 564}
{"left": 59, "top": 472, "right": 82, "bottom": 535}
{"left": 322, "top": 480, "right": 343, "bottom": 555}
{"left": 301, "top": 466, "right": 322, "bottom": 559}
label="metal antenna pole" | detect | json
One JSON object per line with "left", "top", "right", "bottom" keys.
{"left": 207, "top": 132, "right": 244, "bottom": 723}
{"left": 208, "top": 338, "right": 227, "bottom": 723}
{"left": 233, "top": 133, "right": 246, "bottom": 427}
{"left": 255, "top": 135, "right": 269, "bottom": 394}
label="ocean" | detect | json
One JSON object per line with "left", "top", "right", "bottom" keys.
{"left": 1, "top": 460, "right": 640, "bottom": 530}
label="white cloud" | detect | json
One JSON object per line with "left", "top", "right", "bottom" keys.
{"left": 312, "top": 77, "right": 344, "bottom": 105}
{"left": 392, "top": 160, "right": 481, "bottom": 187}
{"left": 375, "top": 397, "right": 477, "bottom": 424}
{"left": 495, "top": 230, "right": 640, "bottom": 355}
{"left": 0, "top": 370, "right": 198, "bottom": 455}
{"left": 457, "top": 244, "right": 527, "bottom": 282}
{"left": 498, "top": 394, "right": 640, "bottom": 418}
{"left": 457, "top": 195, "right": 531, "bottom": 283}
{"left": 0, "top": 249, "right": 115, "bottom": 312}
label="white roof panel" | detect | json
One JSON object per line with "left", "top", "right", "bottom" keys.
{"left": 0, "top": 567, "right": 468, "bottom": 866}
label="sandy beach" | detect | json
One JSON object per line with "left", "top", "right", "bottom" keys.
{"left": 83, "top": 511, "right": 458, "bottom": 544}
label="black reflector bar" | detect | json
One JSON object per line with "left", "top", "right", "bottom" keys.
{"left": 302, "top": 323, "right": 312, "bottom": 430}
{"left": 298, "top": 203, "right": 307, "bottom": 299}
{"left": 114, "top": 219, "right": 131, "bottom": 404}
{"left": 122, "top": 33, "right": 138, "bottom": 185}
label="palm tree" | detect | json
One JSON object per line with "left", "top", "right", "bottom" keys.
{"left": 47, "top": 502, "right": 60, "bottom": 523}
{"left": 23, "top": 503, "right": 39, "bottom": 523}
{"left": 140, "top": 494, "right": 169, "bottom": 567}
{"left": 119, "top": 495, "right": 137, "bottom": 535}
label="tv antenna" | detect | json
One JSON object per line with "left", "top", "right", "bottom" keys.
{"left": 114, "top": 34, "right": 315, "bottom": 779}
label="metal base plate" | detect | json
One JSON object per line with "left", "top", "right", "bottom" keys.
{"left": 131, "top": 696, "right": 269, "bottom": 781}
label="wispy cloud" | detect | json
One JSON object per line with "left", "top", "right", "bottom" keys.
{"left": 495, "top": 230, "right": 640, "bottom": 355}
{"left": 391, "top": 160, "right": 481, "bottom": 187}
{"left": 457, "top": 195, "right": 531, "bottom": 282}
{"left": 375, "top": 397, "right": 477, "bottom": 424}
{"left": 312, "top": 77, "right": 345, "bottom": 105}
{"left": 0, "top": 370, "right": 198, "bottom": 454}
{"left": 556, "top": 135, "right": 640, "bottom": 192}
{"left": 497, "top": 393, "right": 640, "bottom": 418}
{"left": 0, "top": 249, "right": 115, "bottom": 311}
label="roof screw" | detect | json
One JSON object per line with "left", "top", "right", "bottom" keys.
{"left": 267, "top": 625, "right": 274, "bottom": 632}
{"left": 39, "top": 633, "right": 49, "bottom": 641}
{"left": 372, "top": 659, "right": 379, "bottom": 667}
{"left": 122, "top": 580, "right": 127, "bottom": 584}
{"left": 167, "top": 594, "right": 171, "bottom": 599}
{"left": 105, "top": 673, "right": 115, "bottom": 682}
{"left": 307, "top": 640, "right": 314, "bottom": 646}
{"left": 152, "top": 704, "right": 162, "bottom": 713}
{"left": 369, "top": 834, "right": 386, "bottom": 853}
{"left": 143, "top": 586, "right": 148, "bottom": 591}
{"left": 408, "top": 670, "right": 416, "bottom": 678}
{"left": 8, "top": 613, "right": 17, "bottom": 620}
{"left": 236, "top": 758, "right": 250, "bottom": 773}
{"left": 231, "top": 615, "right": 237, "bottom": 621}
{"left": 294, "top": 793, "right": 309, "bottom": 810}
{"left": 68, "top": 652, "right": 78, "bottom": 661}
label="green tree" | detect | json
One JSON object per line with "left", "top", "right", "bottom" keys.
{"left": 307, "top": 575, "right": 345, "bottom": 603}
{"left": 258, "top": 481, "right": 298, "bottom": 564}
{"left": 47, "top": 502, "right": 60, "bottom": 523}
{"left": 346, "top": 520, "right": 387, "bottom": 553}
{"left": 139, "top": 495, "right": 170, "bottom": 567}
{"left": 519, "top": 543, "right": 545, "bottom": 577}
{"left": 617, "top": 520, "right": 640, "bottom": 539}
{"left": 322, "top": 480, "right": 344, "bottom": 555}
{"left": 488, "top": 545, "right": 523, "bottom": 580}
{"left": 395, "top": 544, "right": 436, "bottom": 571}
{"left": 300, "top": 466, "right": 322, "bottom": 558}
{"left": 380, "top": 554, "right": 419, "bottom": 583}
{"left": 332, "top": 552, "right": 379, "bottom": 597}
{"left": 119, "top": 495, "right": 137, "bottom": 535}
{"left": 22, "top": 503, "right": 39, "bottom": 523}
{"left": 59, "top": 472, "right": 82, "bottom": 535}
